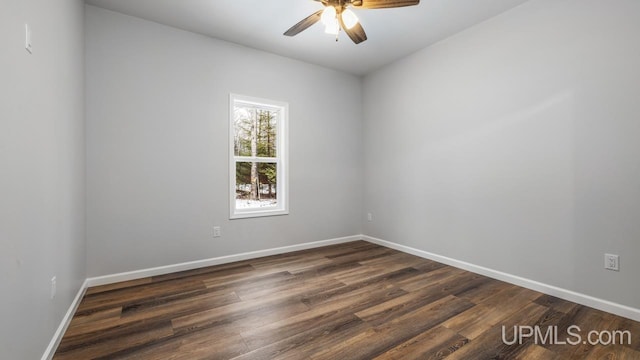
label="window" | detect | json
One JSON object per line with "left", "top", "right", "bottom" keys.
{"left": 230, "top": 94, "right": 288, "bottom": 219}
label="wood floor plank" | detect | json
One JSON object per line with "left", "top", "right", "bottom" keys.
{"left": 249, "top": 255, "right": 333, "bottom": 274}
{"left": 354, "top": 272, "right": 488, "bottom": 326}
{"left": 233, "top": 315, "right": 367, "bottom": 360}
{"left": 324, "top": 244, "right": 392, "bottom": 261}
{"left": 262, "top": 321, "right": 372, "bottom": 360}
{"left": 356, "top": 251, "right": 426, "bottom": 270}
{"left": 301, "top": 267, "right": 419, "bottom": 308}
{"left": 456, "top": 278, "right": 515, "bottom": 304}
{"left": 442, "top": 286, "right": 543, "bottom": 339}
{"left": 235, "top": 273, "right": 343, "bottom": 301}
{"left": 372, "top": 325, "right": 468, "bottom": 360}
{"left": 392, "top": 266, "right": 465, "bottom": 291}
{"left": 327, "top": 264, "right": 391, "bottom": 285}
{"left": 513, "top": 344, "right": 560, "bottom": 360}
{"left": 85, "top": 277, "right": 153, "bottom": 296}
{"left": 54, "top": 322, "right": 174, "bottom": 359}
{"left": 109, "top": 327, "right": 248, "bottom": 360}
{"left": 395, "top": 266, "right": 477, "bottom": 293}
{"left": 200, "top": 268, "right": 291, "bottom": 290}
{"left": 203, "top": 270, "right": 295, "bottom": 294}
{"left": 610, "top": 316, "right": 640, "bottom": 352}
{"left": 65, "top": 290, "right": 240, "bottom": 339}
{"left": 240, "top": 285, "right": 407, "bottom": 351}
{"left": 443, "top": 302, "right": 549, "bottom": 360}
{"left": 534, "top": 294, "right": 579, "bottom": 314}
{"left": 54, "top": 241, "right": 640, "bottom": 359}
{"left": 171, "top": 296, "right": 310, "bottom": 335}
{"left": 291, "top": 257, "right": 363, "bottom": 278}
{"left": 543, "top": 306, "right": 618, "bottom": 359}
{"left": 411, "top": 258, "right": 448, "bottom": 273}
{"left": 585, "top": 343, "right": 640, "bottom": 360}
{"left": 150, "top": 263, "right": 255, "bottom": 283}
{"left": 76, "top": 278, "right": 208, "bottom": 315}
{"left": 311, "top": 295, "right": 474, "bottom": 359}
{"left": 67, "top": 307, "right": 122, "bottom": 328}
{"left": 236, "top": 276, "right": 346, "bottom": 306}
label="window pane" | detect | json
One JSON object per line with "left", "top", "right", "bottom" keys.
{"left": 235, "top": 162, "right": 277, "bottom": 209}
{"left": 233, "top": 106, "right": 278, "bottom": 157}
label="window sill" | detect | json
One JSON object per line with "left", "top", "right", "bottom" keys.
{"left": 230, "top": 209, "right": 289, "bottom": 220}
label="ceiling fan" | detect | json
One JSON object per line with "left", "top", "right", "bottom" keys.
{"left": 284, "top": 0, "right": 420, "bottom": 44}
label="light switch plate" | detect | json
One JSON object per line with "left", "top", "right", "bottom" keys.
{"left": 25, "top": 24, "right": 32, "bottom": 54}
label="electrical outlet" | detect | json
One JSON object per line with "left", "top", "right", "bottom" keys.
{"left": 213, "top": 226, "right": 221, "bottom": 238}
{"left": 51, "top": 276, "right": 57, "bottom": 299}
{"left": 604, "top": 254, "right": 619, "bottom": 271}
{"left": 367, "top": 213, "right": 373, "bottom": 222}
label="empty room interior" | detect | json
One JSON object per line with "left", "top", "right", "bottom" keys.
{"left": 3, "top": 0, "right": 640, "bottom": 359}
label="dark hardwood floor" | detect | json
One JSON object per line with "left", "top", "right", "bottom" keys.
{"left": 54, "top": 241, "right": 639, "bottom": 359}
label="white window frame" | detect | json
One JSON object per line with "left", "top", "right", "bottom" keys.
{"left": 229, "top": 93, "right": 289, "bottom": 219}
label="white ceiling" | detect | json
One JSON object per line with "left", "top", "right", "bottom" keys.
{"left": 85, "top": 0, "right": 529, "bottom": 76}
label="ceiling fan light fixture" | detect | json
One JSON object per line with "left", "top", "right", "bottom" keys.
{"left": 320, "top": 6, "right": 337, "bottom": 26}
{"left": 324, "top": 18, "right": 340, "bottom": 35}
{"left": 341, "top": 9, "right": 359, "bottom": 30}
{"left": 283, "top": 0, "right": 420, "bottom": 44}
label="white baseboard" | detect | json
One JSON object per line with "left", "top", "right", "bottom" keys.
{"left": 86, "top": 235, "right": 363, "bottom": 287}
{"left": 363, "top": 235, "right": 640, "bottom": 322}
{"left": 41, "top": 279, "right": 89, "bottom": 360}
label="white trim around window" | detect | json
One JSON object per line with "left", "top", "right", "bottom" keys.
{"left": 229, "top": 93, "right": 289, "bottom": 219}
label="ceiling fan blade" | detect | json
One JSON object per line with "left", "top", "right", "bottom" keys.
{"left": 339, "top": 15, "right": 367, "bottom": 44}
{"left": 284, "top": 9, "right": 324, "bottom": 37}
{"left": 351, "top": 0, "right": 419, "bottom": 9}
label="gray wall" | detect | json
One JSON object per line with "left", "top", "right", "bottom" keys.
{"left": 85, "top": 6, "right": 363, "bottom": 277}
{"left": 363, "top": 0, "right": 640, "bottom": 309}
{"left": 0, "top": 0, "right": 86, "bottom": 359}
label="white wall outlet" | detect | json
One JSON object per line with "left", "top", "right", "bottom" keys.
{"left": 367, "top": 213, "right": 373, "bottom": 222}
{"left": 604, "top": 254, "right": 619, "bottom": 271}
{"left": 213, "top": 226, "right": 221, "bottom": 238}
{"left": 25, "top": 24, "right": 32, "bottom": 54}
{"left": 50, "top": 276, "right": 57, "bottom": 299}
